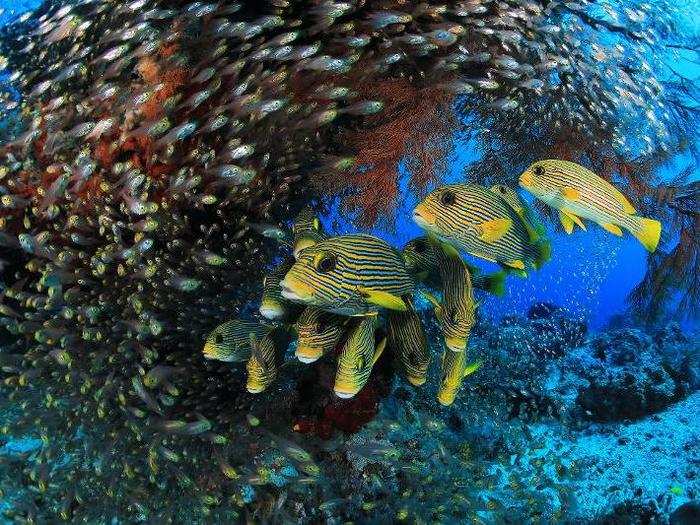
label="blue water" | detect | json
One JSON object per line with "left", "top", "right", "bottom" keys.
{"left": 316, "top": 3, "right": 700, "bottom": 332}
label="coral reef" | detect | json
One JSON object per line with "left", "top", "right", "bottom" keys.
{"left": 0, "top": 0, "right": 696, "bottom": 522}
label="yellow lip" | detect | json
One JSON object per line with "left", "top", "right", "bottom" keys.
{"left": 445, "top": 336, "right": 467, "bottom": 352}
{"left": 202, "top": 342, "right": 215, "bottom": 359}
{"left": 437, "top": 390, "right": 456, "bottom": 406}
{"left": 279, "top": 276, "right": 313, "bottom": 302}
{"left": 519, "top": 172, "right": 534, "bottom": 188}
{"left": 407, "top": 375, "right": 426, "bottom": 386}
{"left": 412, "top": 204, "right": 434, "bottom": 229}
{"left": 259, "top": 299, "right": 284, "bottom": 319}
{"left": 295, "top": 345, "right": 322, "bottom": 363}
{"left": 334, "top": 384, "right": 359, "bottom": 399}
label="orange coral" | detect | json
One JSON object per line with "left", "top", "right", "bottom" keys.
{"left": 137, "top": 57, "right": 161, "bottom": 84}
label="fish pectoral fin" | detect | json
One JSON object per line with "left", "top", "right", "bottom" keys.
{"left": 440, "top": 241, "right": 461, "bottom": 259}
{"left": 248, "top": 333, "right": 259, "bottom": 352}
{"left": 561, "top": 186, "right": 580, "bottom": 201}
{"left": 463, "top": 359, "right": 483, "bottom": 378}
{"left": 600, "top": 222, "right": 623, "bottom": 236}
{"left": 479, "top": 218, "right": 512, "bottom": 243}
{"left": 427, "top": 234, "right": 461, "bottom": 259}
{"left": 614, "top": 194, "right": 636, "bottom": 214}
{"left": 357, "top": 287, "right": 407, "bottom": 311}
{"left": 372, "top": 337, "right": 387, "bottom": 366}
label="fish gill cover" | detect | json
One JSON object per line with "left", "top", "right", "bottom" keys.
{"left": 0, "top": 0, "right": 697, "bottom": 523}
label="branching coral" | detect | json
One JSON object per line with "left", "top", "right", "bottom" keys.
{"left": 332, "top": 79, "right": 457, "bottom": 228}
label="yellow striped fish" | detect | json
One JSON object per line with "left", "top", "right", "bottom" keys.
{"left": 334, "top": 316, "right": 385, "bottom": 398}
{"left": 292, "top": 206, "right": 327, "bottom": 258}
{"left": 202, "top": 319, "right": 271, "bottom": 362}
{"left": 280, "top": 234, "right": 414, "bottom": 316}
{"left": 489, "top": 184, "right": 545, "bottom": 243}
{"left": 387, "top": 298, "right": 430, "bottom": 386}
{"left": 260, "top": 257, "right": 303, "bottom": 321}
{"left": 421, "top": 241, "right": 477, "bottom": 352}
{"left": 438, "top": 351, "right": 482, "bottom": 406}
{"left": 294, "top": 306, "right": 347, "bottom": 363}
{"left": 519, "top": 160, "right": 662, "bottom": 252}
{"left": 402, "top": 236, "right": 506, "bottom": 296}
{"left": 413, "top": 184, "right": 550, "bottom": 273}
{"left": 246, "top": 326, "right": 292, "bottom": 394}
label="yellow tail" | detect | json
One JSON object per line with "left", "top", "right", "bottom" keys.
{"left": 630, "top": 216, "right": 662, "bottom": 253}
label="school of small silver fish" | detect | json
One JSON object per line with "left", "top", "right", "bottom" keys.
{"left": 0, "top": 0, "right": 680, "bottom": 521}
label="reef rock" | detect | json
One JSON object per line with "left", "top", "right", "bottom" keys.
{"left": 669, "top": 501, "right": 700, "bottom": 525}
{"left": 563, "top": 327, "right": 698, "bottom": 423}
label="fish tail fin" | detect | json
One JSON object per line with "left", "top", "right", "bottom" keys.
{"left": 481, "top": 270, "right": 507, "bottom": 297}
{"left": 629, "top": 216, "right": 661, "bottom": 253}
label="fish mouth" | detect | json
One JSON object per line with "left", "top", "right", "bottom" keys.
{"left": 519, "top": 172, "right": 534, "bottom": 188}
{"left": 445, "top": 337, "right": 467, "bottom": 352}
{"left": 246, "top": 384, "right": 265, "bottom": 394}
{"left": 259, "top": 301, "right": 284, "bottom": 320}
{"left": 202, "top": 344, "right": 216, "bottom": 359}
{"left": 295, "top": 348, "right": 321, "bottom": 363}
{"left": 407, "top": 376, "right": 426, "bottom": 386}
{"left": 279, "top": 277, "right": 310, "bottom": 302}
{"left": 412, "top": 205, "right": 433, "bottom": 229}
{"left": 437, "top": 390, "right": 456, "bottom": 406}
{"left": 334, "top": 387, "right": 358, "bottom": 399}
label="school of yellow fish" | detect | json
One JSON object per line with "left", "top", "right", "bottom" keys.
{"left": 204, "top": 161, "right": 662, "bottom": 406}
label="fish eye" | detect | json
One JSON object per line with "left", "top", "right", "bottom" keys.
{"left": 356, "top": 357, "right": 364, "bottom": 370}
{"left": 533, "top": 165, "right": 545, "bottom": 177}
{"left": 440, "top": 190, "right": 456, "bottom": 206}
{"left": 499, "top": 186, "right": 507, "bottom": 194}
{"left": 315, "top": 253, "right": 337, "bottom": 273}
{"left": 213, "top": 333, "right": 223, "bottom": 344}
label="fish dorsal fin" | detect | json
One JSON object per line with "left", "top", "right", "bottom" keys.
{"left": 372, "top": 337, "right": 387, "bottom": 366}
{"left": 357, "top": 287, "right": 407, "bottom": 311}
{"left": 463, "top": 359, "right": 483, "bottom": 378}
{"left": 613, "top": 193, "right": 636, "bottom": 214}
{"left": 600, "top": 222, "right": 623, "bottom": 236}
{"left": 479, "top": 218, "right": 511, "bottom": 243}
{"left": 561, "top": 187, "right": 580, "bottom": 201}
